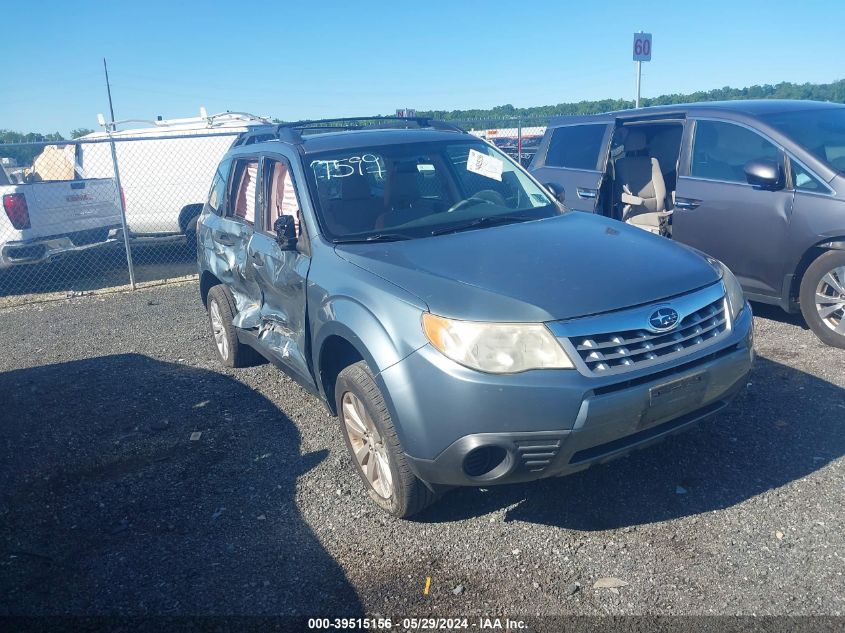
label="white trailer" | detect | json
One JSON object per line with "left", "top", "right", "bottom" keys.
{"left": 80, "top": 110, "right": 271, "bottom": 241}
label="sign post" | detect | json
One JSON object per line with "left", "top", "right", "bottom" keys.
{"left": 632, "top": 32, "right": 652, "bottom": 108}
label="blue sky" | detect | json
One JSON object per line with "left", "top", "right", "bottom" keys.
{"left": 2, "top": 0, "right": 843, "bottom": 135}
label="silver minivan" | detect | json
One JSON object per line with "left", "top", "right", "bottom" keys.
{"left": 531, "top": 100, "right": 845, "bottom": 348}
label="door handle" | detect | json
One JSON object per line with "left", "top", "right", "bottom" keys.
{"left": 212, "top": 232, "right": 236, "bottom": 246}
{"left": 249, "top": 251, "right": 264, "bottom": 266}
{"left": 674, "top": 198, "right": 701, "bottom": 211}
{"left": 576, "top": 187, "right": 598, "bottom": 199}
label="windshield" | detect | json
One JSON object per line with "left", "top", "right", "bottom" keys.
{"left": 761, "top": 107, "right": 845, "bottom": 173}
{"left": 305, "top": 140, "right": 558, "bottom": 242}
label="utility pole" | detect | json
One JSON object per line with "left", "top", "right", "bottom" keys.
{"left": 103, "top": 58, "right": 116, "bottom": 129}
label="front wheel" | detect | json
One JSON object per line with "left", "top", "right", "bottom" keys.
{"left": 335, "top": 361, "right": 437, "bottom": 518}
{"left": 799, "top": 250, "right": 845, "bottom": 349}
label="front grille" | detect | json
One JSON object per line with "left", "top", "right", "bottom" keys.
{"left": 570, "top": 297, "right": 728, "bottom": 375}
{"left": 515, "top": 437, "right": 563, "bottom": 473}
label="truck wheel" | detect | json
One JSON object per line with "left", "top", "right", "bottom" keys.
{"left": 335, "top": 361, "right": 437, "bottom": 519}
{"left": 185, "top": 215, "right": 199, "bottom": 253}
{"left": 206, "top": 285, "right": 258, "bottom": 367}
{"left": 799, "top": 250, "right": 845, "bottom": 349}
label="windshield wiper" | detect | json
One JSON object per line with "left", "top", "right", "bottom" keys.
{"left": 335, "top": 233, "right": 411, "bottom": 244}
{"left": 430, "top": 215, "right": 530, "bottom": 236}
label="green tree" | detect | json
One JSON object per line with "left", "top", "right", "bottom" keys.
{"left": 70, "top": 128, "right": 95, "bottom": 139}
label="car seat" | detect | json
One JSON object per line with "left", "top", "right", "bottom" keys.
{"left": 326, "top": 173, "right": 380, "bottom": 235}
{"left": 614, "top": 129, "right": 672, "bottom": 236}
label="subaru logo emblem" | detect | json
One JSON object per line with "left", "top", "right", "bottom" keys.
{"left": 649, "top": 307, "right": 679, "bottom": 331}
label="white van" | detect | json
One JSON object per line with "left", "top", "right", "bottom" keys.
{"left": 80, "top": 110, "right": 271, "bottom": 244}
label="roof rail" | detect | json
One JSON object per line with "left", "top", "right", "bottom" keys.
{"left": 275, "top": 116, "right": 464, "bottom": 144}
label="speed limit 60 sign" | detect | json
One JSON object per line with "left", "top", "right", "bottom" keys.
{"left": 633, "top": 32, "right": 652, "bottom": 62}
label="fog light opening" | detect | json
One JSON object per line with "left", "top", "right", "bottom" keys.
{"left": 463, "top": 445, "right": 508, "bottom": 478}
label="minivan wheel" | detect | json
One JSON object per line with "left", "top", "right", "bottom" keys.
{"left": 335, "top": 361, "right": 437, "bottom": 518}
{"left": 206, "top": 285, "right": 258, "bottom": 367}
{"left": 799, "top": 250, "right": 845, "bottom": 349}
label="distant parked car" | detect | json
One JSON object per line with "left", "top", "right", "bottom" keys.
{"left": 0, "top": 146, "right": 122, "bottom": 270}
{"left": 197, "top": 116, "right": 753, "bottom": 518}
{"left": 531, "top": 100, "right": 845, "bottom": 348}
{"left": 79, "top": 110, "right": 270, "bottom": 248}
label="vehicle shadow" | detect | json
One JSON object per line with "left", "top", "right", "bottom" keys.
{"left": 750, "top": 301, "right": 809, "bottom": 330}
{"left": 0, "top": 353, "right": 362, "bottom": 616}
{"left": 418, "top": 355, "right": 845, "bottom": 529}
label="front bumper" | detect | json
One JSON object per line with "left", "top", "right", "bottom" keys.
{"left": 379, "top": 304, "right": 753, "bottom": 487}
{"left": 0, "top": 225, "right": 125, "bottom": 269}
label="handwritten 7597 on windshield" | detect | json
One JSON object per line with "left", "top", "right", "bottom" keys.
{"left": 311, "top": 155, "right": 385, "bottom": 180}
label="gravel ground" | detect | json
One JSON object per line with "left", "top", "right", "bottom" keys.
{"left": 1, "top": 281, "right": 843, "bottom": 623}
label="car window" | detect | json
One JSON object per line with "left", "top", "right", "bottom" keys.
{"left": 265, "top": 158, "right": 303, "bottom": 237}
{"left": 207, "top": 158, "right": 232, "bottom": 215}
{"left": 545, "top": 124, "right": 607, "bottom": 170}
{"left": 690, "top": 120, "right": 780, "bottom": 183}
{"left": 305, "top": 140, "right": 557, "bottom": 241}
{"left": 229, "top": 159, "right": 258, "bottom": 224}
{"left": 761, "top": 107, "right": 845, "bottom": 173}
{"left": 791, "top": 160, "right": 827, "bottom": 193}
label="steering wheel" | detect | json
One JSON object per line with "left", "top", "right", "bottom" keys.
{"left": 446, "top": 190, "right": 506, "bottom": 213}
{"left": 446, "top": 196, "right": 489, "bottom": 214}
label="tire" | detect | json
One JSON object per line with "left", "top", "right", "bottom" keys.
{"left": 335, "top": 361, "right": 437, "bottom": 518}
{"left": 799, "top": 250, "right": 845, "bottom": 349}
{"left": 206, "top": 285, "right": 259, "bottom": 367}
{"left": 184, "top": 215, "right": 199, "bottom": 254}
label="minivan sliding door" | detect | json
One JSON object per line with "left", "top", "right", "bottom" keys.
{"left": 530, "top": 123, "right": 612, "bottom": 213}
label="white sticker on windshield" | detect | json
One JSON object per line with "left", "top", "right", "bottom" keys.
{"left": 466, "top": 148, "right": 503, "bottom": 182}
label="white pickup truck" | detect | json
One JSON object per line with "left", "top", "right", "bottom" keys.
{"left": 0, "top": 146, "right": 124, "bottom": 270}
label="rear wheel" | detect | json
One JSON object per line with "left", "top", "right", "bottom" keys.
{"left": 206, "top": 285, "right": 259, "bottom": 367}
{"left": 184, "top": 215, "right": 199, "bottom": 254}
{"left": 799, "top": 250, "right": 845, "bottom": 349}
{"left": 335, "top": 361, "right": 437, "bottom": 518}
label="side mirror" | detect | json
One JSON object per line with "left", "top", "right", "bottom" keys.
{"left": 744, "top": 159, "right": 784, "bottom": 191}
{"left": 273, "top": 215, "right": 298, "bottom": 250}
{"left": 544, "top": 182, "right": 566, "bottom": 203}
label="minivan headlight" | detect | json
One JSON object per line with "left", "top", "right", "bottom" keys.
{"left": 716, "top": 260, "right": 746, "bottom": 322}
{"left": 421, "top": 313, "right": 574, "bottom": 373}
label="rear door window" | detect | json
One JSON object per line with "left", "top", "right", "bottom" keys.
{"left": 545, "top": 124, "right": 608, "bottom": 170}
{"left": 690, "top": 120, "right": 781, "bottom": 183}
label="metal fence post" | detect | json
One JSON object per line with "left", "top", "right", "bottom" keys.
{"left": 107, "top": 133, "right": 136, "bottom": 290}
{"left": 517, "top": 117, "right": 523, "bottom": 166}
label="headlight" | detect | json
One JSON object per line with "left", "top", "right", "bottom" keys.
{"left": 716, "top": 260, "right": 746, "bottom": 322}
{"left": 421, "top": 313, "right": 574, "bottom": 373}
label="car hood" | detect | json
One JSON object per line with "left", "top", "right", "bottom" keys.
{"left": 334, "top": 213, "right": 721, "bottom": 322}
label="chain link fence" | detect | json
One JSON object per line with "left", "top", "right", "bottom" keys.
{"left": 0, "top": 131, "right": 239, "bottom": 305}
{"left": 0, "top": 119, "right": 549, "bottom": 306}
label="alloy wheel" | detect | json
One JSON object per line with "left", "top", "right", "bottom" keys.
{"left": 209, "top": 299, "right": 229, "bottom": 360}
{"left": 815, "top": 266, "right": 845, "bottom": 333}
{"left": 341, "top": 391, "right": 394, "bottom": 499}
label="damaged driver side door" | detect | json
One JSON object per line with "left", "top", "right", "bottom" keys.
{"left": 246, "top": 155, "right": 313, "bottom": 387}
